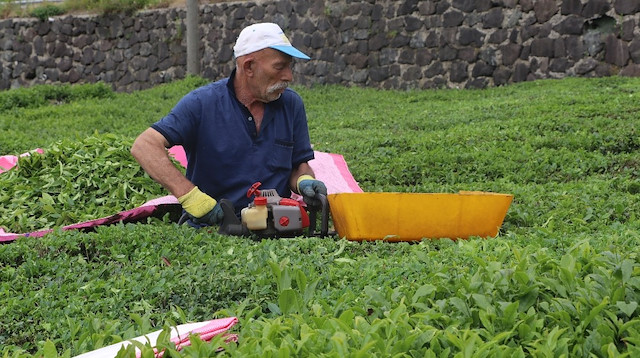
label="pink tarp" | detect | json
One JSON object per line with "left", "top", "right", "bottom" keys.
{"left": 1, "top": 146, "right": 362, "bottom": 242}
{"left": 0, "top": 148, "right": 44, "bottom": 174}
{"left": 74, "top": 316, "right": 239, "bottom": 358}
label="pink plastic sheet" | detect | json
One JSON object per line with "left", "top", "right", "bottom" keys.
{"left": 74, "top": 316, "right": 239, "bottom": 358}
{"left": 0, "top": 148, "right": 44, "bottom": 174}
{"left": 1, "top": 146, "right": 361, "bottom": 242}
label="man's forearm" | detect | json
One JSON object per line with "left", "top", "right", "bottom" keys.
{"left": 131, "top": 128, "right": 194, "bottom": 198}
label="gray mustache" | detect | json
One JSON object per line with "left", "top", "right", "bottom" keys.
{"left": 268, "top": 82, "right": 289, "bottom": 92}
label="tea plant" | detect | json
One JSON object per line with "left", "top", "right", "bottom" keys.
{"left": 0, "top": 134, "right": 180, "bottom": 232}
{"left": 0, "top": 76, "right": 208, "bottom": 154}
{"left": 1, "top": 76, "right": 640, "bottom": 356}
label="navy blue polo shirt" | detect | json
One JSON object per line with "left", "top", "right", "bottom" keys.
{"left": 151, "top": 70, "right": 315, "bottom": 215}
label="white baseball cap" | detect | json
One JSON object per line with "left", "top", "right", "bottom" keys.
{"left": 233, "top": 23, "right": 311, "bottom": 60}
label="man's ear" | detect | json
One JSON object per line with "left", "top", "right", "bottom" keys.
{"left": 241, "top": 57, "right": 254, "bottom": 77}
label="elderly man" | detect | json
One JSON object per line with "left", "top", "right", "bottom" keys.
{"left": 131, "top": 23, "right": 327, "bottom": 227}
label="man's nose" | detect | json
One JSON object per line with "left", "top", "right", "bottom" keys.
{"left": 282, "top": 66, "right": 293, "bottom": 82}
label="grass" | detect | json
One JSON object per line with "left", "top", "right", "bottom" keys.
{"left": 1, "top": 76, "right": 640, "bottom": 356}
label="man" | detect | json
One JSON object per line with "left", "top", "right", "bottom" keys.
{"left": 131, "top": 22, "right": 327, "bottom": 227}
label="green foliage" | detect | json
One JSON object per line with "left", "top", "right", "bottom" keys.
{"left": 95, "top": 0, "right": 149, "bottom": 15}
{"left": 62, "top": 0, "right": 166, "bottom": 16}
{"left": 296, "top": 77, "right": 640, "bottom": 236}
{"left": 0, "top": 0, "right": 24, "bottom": 19}
{"left": 28, "top": 4, "right": 65, "bottom": 21}
{"left": 0, "top": 76, "right": 208, "bottom": 154}
{"left": 0, "top": 133, "right": 180, "bottom": 232}
{"left": 0, "top": 82, "right": 113, "bottom": 113}
{"left": 1, "top": 76, "right": 640, "bottom": 356}
{"left": 2, "top": 226, "right": 640, "bottom": 356}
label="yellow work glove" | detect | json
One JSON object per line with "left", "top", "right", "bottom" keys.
{"left": 178, "top": 186, "right": 223, "bottom": 225}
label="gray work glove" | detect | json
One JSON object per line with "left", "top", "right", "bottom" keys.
{"left": 297, "top": 175, "right": 328, "bottom": 208}
{"left": 190, "top": 202, "right": 224, "bottom": 226}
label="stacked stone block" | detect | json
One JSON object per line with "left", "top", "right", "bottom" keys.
{"left": 1, "top": 0, "right": 639, "bottom": 91}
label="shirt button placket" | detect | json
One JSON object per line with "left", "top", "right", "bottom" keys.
{"left": 248, "top": 117, "right": 257, "bottom": 138}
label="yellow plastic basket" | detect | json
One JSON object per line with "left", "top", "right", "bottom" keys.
{"left": 328, "top": 191, "right": 513, "bottom": 241}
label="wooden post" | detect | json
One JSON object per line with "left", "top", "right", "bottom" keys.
{"left": 186, "top": 0, "right": 200, "bottom": 75}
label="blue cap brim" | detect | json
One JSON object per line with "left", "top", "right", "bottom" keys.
{"left": 270, "top": 45, "right": 311, "bottom": 60}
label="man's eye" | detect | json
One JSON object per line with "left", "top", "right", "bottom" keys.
{"left": 274, "top": 62, "right": 293, "bottom": 71}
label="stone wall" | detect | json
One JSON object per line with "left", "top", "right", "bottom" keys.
{"left": 1, "top": 0, "right": 639, "bottom": 92}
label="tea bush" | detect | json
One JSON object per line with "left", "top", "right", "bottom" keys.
{"left": 0, "top": 82, "right": 114, "bottom": 113}
{"left": 1, "top": 76, "right": 640, "bottom": 356}
{"left": 0, "top": 133, "right": 181, "bottom": 232}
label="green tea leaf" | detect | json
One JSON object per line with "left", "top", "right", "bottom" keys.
{"left": 616, "top": 301, "right": 638, "bottom": 317}
{"left": 42, "top": 340, "right": 57, "bottom": 358}
{"left": 279, "top": 289, "right": 301, "bottom": 315}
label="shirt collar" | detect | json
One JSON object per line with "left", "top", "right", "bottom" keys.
{"left": 226, "top": 68, "right": 239, "bottom": 99}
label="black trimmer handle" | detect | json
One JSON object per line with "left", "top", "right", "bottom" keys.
{"left": 218, "top": 199, "right": 249, "bottom": 236}
{"left": 177, "top": 212, "right": 189, "bottom": 225}
{"left": 308, "top": 194, "right": 332, "bottom": 237}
